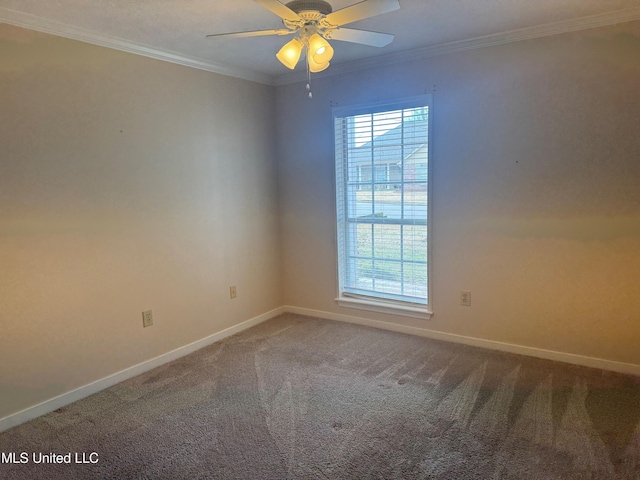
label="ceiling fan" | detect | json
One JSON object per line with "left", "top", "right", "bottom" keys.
{"left": 207, "top": 0, "right": 400, "bottom": 75}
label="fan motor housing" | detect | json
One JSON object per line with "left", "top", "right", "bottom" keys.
{"left": 286, "top": 0, "right": 333, "bottom": 16}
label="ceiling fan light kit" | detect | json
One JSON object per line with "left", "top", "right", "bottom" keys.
{"left": 276, "top": 26, "right": 334, "bottom": 71}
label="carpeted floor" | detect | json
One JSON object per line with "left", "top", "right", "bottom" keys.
{"left": 2, "top": 313, "right": 640, "bottom": 479}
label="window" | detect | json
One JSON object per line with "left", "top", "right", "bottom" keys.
{"left": 334, "top": 96, "right": 432, "bottom": 318}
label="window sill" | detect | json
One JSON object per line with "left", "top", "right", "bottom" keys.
{"left": 335, "top": 296, "right": 433, "bottom": 320}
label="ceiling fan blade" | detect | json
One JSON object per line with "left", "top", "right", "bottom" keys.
{"left": 206, "top": 29, "right": 294, "bottom": 39}
{"left": 254, "top": 0, "right": 303, "bottom": 22}
{"left": 325, "top": 28, "right": 394, "bottom": 47}
{"left": 322, "top": 0, "right": 400, "bottom": 27}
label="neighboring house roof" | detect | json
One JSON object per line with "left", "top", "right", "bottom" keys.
{"left": 350, "top": 119, "right": 428, "bottom": 166}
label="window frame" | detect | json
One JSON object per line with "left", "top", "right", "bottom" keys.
{"left": 333, "top": 95, "right": 433, "bottom": 320}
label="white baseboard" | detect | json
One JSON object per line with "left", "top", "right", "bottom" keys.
{"left": 284, "top": 305, "right": 640, "bottom": 377}
{"left": 4, "top": 304, "right": 638, "bottom": 433}
{"left": 0, "top": 307, "right": 285, "bottom": 433}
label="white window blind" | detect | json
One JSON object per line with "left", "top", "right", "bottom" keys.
{"left": 334, "top": 96, "right": 431, "bottom": 308}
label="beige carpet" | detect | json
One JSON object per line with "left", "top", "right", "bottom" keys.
{"left": 2, "top": 313, "right": 640, "bottom": 479}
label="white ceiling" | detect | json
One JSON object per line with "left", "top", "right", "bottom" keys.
{"left": 2, "top": 0, "right": 640, "bottom": 85}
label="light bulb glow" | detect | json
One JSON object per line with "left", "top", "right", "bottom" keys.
{"left": 308, "top": 34, "right": 333, "bottom": 64}
{"left": 276, "top": 38, "right": 303, "bottom": 70}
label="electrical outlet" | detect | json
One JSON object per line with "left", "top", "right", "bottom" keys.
{"left": 142, "top": 310, "right": 153, "bottom": 327}
{"left": 229, "top": 286, "right": 237, "bottom": 299}
{"left": 460, "top": 291, "right": 471, "bottom": 306}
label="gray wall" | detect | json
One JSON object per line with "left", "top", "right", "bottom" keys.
{"left": 0, "top": 24, "right": 282, "bottom": 419}
{"left": 276, "top": 21, "right": 640, "bottom": 365}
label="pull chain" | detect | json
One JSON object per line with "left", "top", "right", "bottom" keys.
{"left": 306, "top": 52, "right": 312, "bottom": 99}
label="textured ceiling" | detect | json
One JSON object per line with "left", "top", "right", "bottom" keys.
{"left": 1, "top": 0, "right": 640, "bottom": 83}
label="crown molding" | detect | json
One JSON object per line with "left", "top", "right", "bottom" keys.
{"left": 273, "top": 6, "right": 640, "bottom": 85}
{"left": 3, "top": 6, "right": 639, "bottom": 87}
{"left": 0, "top": 8, "right": 276, "bottom": 86}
